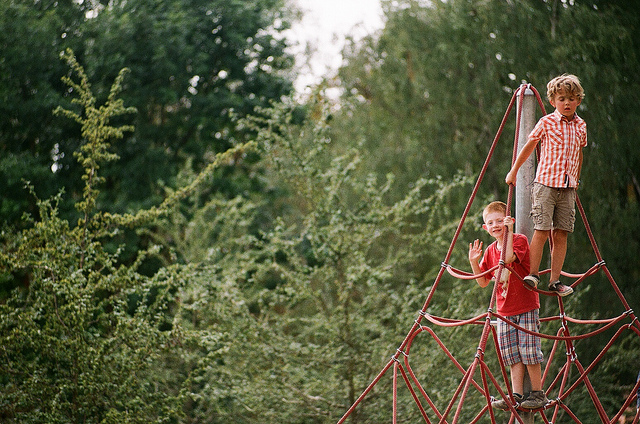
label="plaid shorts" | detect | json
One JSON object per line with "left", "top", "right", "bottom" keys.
{"left": 498, "top": 309, "right": 543, "bottom": 366}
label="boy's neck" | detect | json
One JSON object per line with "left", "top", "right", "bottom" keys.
{"left": 558, "top": 109, "right": 576, "bottom": 121}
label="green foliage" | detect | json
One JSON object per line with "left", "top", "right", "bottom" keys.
{"left": 0, "top": 50, "right": 176, "bottom": 422}
{"left": 127, "top": 94, "right": 477, "bottom": 423}
{"left": 0, "top": 0, "right": 85, "bottom": 225}
{"left": 2, "top": 1, "right": 639, "bottom": 423}
{"left": 0, "top": 50, "right": 254, "bottom": 423}
{"left": 53, "top": 49, "right": 136, "bottom": 230}
{"left": 1, "top": 46, "right": 473, "bottom": 424}
{"left": 0, "top": 0, "right": 296, "bottom": 230}
{"left": 80, "top": 0, "right": 296, "bottom": 212}
{"left": 0, "top": 195, "right": 184, "bottom": 423}
{"left": 171, "top": 99, "right": 475, "bottom": 423}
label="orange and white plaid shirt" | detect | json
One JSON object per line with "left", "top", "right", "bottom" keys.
{"left": 529, "top": 109, "right": 587, "bottom": 188}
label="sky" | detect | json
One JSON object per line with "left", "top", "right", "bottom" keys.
{"left": 285, "top": 0, "right": 384, "bottom": 94}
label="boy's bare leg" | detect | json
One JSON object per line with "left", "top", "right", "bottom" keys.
{"left": 529, "top": 230, "right": 549, "bottom": 276}
{"left": 550, "top": 229, "right": 568, "bottom": 282}
{"left": 510, "top": 362, "right": 525, "bottom": 394}
{"left": 525, "top": 363, "right": 542, "bottom": 391}
{"left": 520, "top": 363, "right": 549, "bottom": 409}
{"left": 512, "top": 363, "right": 543, "bottom": 393}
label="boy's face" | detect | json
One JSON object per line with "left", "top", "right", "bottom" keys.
{"left": 482, "top": 211, "right": 506, "bottom": 240}
{"left": 551, "top": 89, "right": 581, "bottom": 119}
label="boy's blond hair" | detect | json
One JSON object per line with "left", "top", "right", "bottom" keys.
{"left": 482, "top": 201, "right": 507, "bottom": 222}
{"left": 547, "top": 74, "right": 584, "bottom": 102}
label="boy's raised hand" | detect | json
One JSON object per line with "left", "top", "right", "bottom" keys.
{"left": 468, "top": 239, "right": 483, "bottom": 264}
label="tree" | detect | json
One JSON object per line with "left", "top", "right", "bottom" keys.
{"left": 164, "top": 98, "right": 477, "bottom": 423}
{"left": 3, "top": 1, "right": 639, "bottom": 422}
{"left": 81, "top": 0, "right": 296, "bottom": 211}
{"left": 0, "top": 0, "right": 86, "bottom": 225}
{"left": 0, "top": 0, "right": 297, "bottom": 229}
{"left": 0, "top": 50, "right": 255, "bottom": 424}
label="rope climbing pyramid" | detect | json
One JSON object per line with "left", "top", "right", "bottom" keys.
{"left": 336, "top": 84, "right": 640, "bottom": 424}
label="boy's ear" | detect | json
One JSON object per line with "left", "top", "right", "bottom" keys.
{"left": 481, "top": 223, "right": 488, "bottom": 232}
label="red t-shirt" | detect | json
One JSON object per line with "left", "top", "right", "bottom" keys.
{"left": 479, "top": 233, "right": 539, "bottom": 316}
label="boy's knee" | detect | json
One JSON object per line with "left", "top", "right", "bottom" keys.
{"left": 532, "top": 229, "right": 550, "bottom": 240}
{"left": 552, "top": 229, "right": 569, "bottom": 240}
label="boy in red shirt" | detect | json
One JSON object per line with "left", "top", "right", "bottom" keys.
{"left": 469, "top": 201, "right": 548, "bottom": 410}
{"left": 505, "top": 74, "right": 586, "bottom": 296}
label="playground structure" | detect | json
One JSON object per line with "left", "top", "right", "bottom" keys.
{"left": 336, "top": 84, "right": 640, "bottom": 424}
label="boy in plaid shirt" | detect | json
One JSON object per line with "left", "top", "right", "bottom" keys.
{"left": 505, "top": 74, "right": 586, "bottom": 296}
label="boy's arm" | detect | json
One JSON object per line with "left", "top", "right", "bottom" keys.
{"left": 505, "top": 138, "right": 538, "bottom": 186}
{"left": 503, "top": 216, "right": 516, "bottom": 264}
{"left": 577, "top": 122, "right": 587, "bottom": 185}
{"left": 577, "top": 149, "right": 583, "bottom": 186}
{"left": 469, "top": 240, "right": 490, "bottom": 288}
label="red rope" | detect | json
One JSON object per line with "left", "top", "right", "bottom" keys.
{"left": 422, "top": 312, "right": 488, "bottom": 328}
{"left": 395, "top": 360, "right": 432, "bottom": 423}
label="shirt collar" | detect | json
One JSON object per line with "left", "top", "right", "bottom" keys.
{"left": 552, "top": 109, "right": 578, "bottom": 122}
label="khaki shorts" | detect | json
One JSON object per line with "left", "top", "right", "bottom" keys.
{"left": 530, "top": 183, "right": 576, "bottom": 232}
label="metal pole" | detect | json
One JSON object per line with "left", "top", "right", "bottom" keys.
{"left": 515, "top": 85, "right": 536, "bottom": 240}
{"left": 515, "top": 85, "right": 536, "bottom": 424}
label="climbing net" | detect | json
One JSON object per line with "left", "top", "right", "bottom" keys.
{"left": 336, "top": 84, "right": 640, "bottom": 424}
